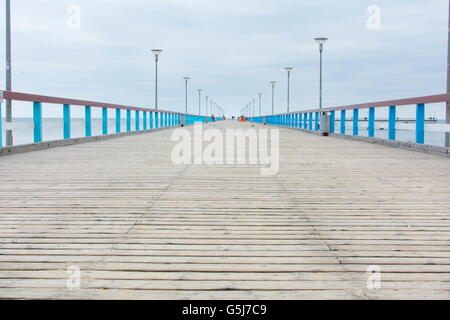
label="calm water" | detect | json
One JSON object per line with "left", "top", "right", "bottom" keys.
{"left": 0, "top": 118, "right": 447, "bottom": 147}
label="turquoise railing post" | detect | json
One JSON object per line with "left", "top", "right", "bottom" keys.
{"left": 315, "top": 112, "right": 319, "bottom": 131}
{"left": 304, "top": 113, "right": 307, "bottom": 128}
{"left": 340, "top": 110, "right": 346, "bottom": 134}
{"left": 135, "top": 110, "right": 140, "bottom": 131}
{"left": 299, "top": 113, "right": 302, "bottom": 129}
{"left": 353, "top": 109, "right": 359, "bottom": 136}
{"left": 33, "top": 102, "right": 43, "bottom": 143}
{"left": 63, "top": 104, "right": 71, "bottom": 139}
{"left": 309, "top": 113, "right": 313, "bottom": 130}
{"left": 126, "top": 110, "right": 131, "bottom": 132}
{"left": 102, "top": 107, "right": 108, "bottom": 135}
{"left": 165, "top": 113, "right": 168, "bottom": 127}
{"left": 143, "top": 111, "right": 147, "bottom": 130}
{"left": 149, "top": 112, "right": 154, "bottom": 129}
{"left": 368, "top": 107, "right": 375, "bottom": 138}
{"left": 85, "top": 106, "right": 92, "bottom": 137}
{"left": 116, "top": 109, "right": 121, "bottom": 133}
{"left": 416, "top": 103, "right": 425, "bottom": 144}
{"left": 0, "top": 101, "right": 2, "bottom": 147}
{"left": 155, "top": 112, "right": 159, "bottom": 129}
{"left": 389, "top": 105, "right": 396, "bottom": 140}
{"left": 330, "top": 111, "right": 335, "bottom": 133}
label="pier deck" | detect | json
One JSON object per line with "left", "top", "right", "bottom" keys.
{"left": 0, "top": 120, "right": 450, "bottom": 299}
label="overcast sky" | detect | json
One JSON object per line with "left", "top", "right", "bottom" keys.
{"left": 0, "top": 0, "right": 448, "bottom": 118}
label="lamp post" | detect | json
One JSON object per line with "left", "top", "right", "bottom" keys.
{"left": 183, "top": 77, "right": 190, "bottom": 114}
{"left": 270, "top": 81, "right": 276, "bottom": 114}
{"left": 205, "top": 96, "right": 209, "bottom": 116}
{"left": 314, "top": 38, "right": 328, "bottom": 109}
{"left": 315, "top": 37, "right": 329, "bottom": 135}
{"left": 258, "top": 93, "right": 262, "bottom": 116}
{"left": 151, "top": 49, "right": 163, "bottom": 110}
{"left": 5, "top": 0, "right": 12, "bottom": 146}
{"left": 252, "top": 99, "right": 255, "bottom": 119}
{"left": 197, "top": 89, "right": 202, "bottom": 115}
{"left": 285, "top": 67, "right": 293, "bottom": 113}
{"left": 446, "top": 4, "right": 450, "bottom": 147}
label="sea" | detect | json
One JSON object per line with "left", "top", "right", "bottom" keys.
{"left": 0, "top": 118, "right": 448, "bottom": 147}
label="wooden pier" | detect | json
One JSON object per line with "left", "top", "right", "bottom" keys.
{"left": 1, "top": 120, "right": 450, "bottom": 299}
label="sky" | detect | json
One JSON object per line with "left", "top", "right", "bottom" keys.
{"left": 0, "top": 0, "right": 449, "bottom": 119}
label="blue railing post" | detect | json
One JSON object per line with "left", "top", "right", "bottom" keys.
{"left": 143, "top": 111, "right": 147, "bottom": 130}
{"left": 135, "top": 110, "right": 140, "bottom": 131}
{"left": 353, "top": 109, "right": 359, "bottom": 136}
{"left": 330, "top": 111, "right": 335, "bottom": 133}
{"left": 309, "top": 113, "right": 313, "bottom": 130}
{"left": 315, "top": 112, "right": 319, "bottom": 131}
{"left": 116, "top": 109, "right": 121, "bottom": 133}
{"left": 304, "top": 113, "right": 307, "bottom": 129}
{"left": 63, "top": 104, "right": 71, "bottom": 139}
{"left": 126, "top": 110, "right": 131, "bottom": 132}
{"left": 368, "top": 107, "right": 375, "bottom": 138}
{"left": 0, "top": 101, "right": 2, "bottom": 147}
{"left": 389, "top": 105, "right": 396, "bottom": 140}
{"left": 149, "top": 112, "right": 154, "bottom": 129}
{"left": 33, "top": 102, "right": 43, "bottom": 143}
{"left": 416, "top": 103, "right": 425, "bottom": 144}
{"left": 85, "top": 106, "right": 92, "bottom": 137}
{"left": 102, "top": 107, "right": 108, "bottom": 135}
{"left": 340, "top": 110, "right": 346, "bottom": 134}
{"left": 299, "top": 113, "right": 303, "bottom": 129}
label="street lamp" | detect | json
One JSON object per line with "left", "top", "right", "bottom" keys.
{"left": 183, "top": 77, "right": 190, "bottom": 114}
{"left": 270, "top": 81, "right": 276, "bottom": 114}
{"left": 252, "top": 99, "right": 255, "bottom": 119}
{"left": 285, "top": 67, "right": 293, "bottom": 113}
{"left": 205, "top": 96, "right": 209, "bottom": 115}
{"left": 315, "top": 37, "right": 329, "bottom": 134}
{"left": 151, "top": 49, "right": 163, "bottom": 110}
{"left": 5, "top": 0, "right": 12, "bottom": 146}
{"left": 197, "top": 89, "right": 202, "bottom": 115}
{"left": 258, "top": 93, "right": 262, "bottom": 116}
{"left": 314, "top": 38, "right": 328, "bottom": 109}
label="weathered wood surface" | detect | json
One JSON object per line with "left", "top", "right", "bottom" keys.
{"left": 0, "top": 121, "right": 449, "bottom": 300}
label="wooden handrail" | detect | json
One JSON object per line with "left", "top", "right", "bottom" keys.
{"left": 267, "top": 93, "right": 450, "bottom": 116}
{"left": 0, "top": 90, "right": 191, "bottom": 115}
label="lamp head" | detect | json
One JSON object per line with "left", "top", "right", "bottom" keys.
{"left": 314, "top": 37, "right": 328, "bottom": 45}
{"left": 183, "top": 77, "right": 190, "bottom": 81}
{"left": 151, "top": 49, "right": 163, "bottom": 56}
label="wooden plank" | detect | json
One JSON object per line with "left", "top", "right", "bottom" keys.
{"left": 0, "top": 120, "right": 450, "bottom": 299}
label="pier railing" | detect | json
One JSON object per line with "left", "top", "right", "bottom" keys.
{"left": 251, "top": 93, "right": 450, "bottom": 145}
{"left": 0, "top": 91, "right": 216, "bottom": 147}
